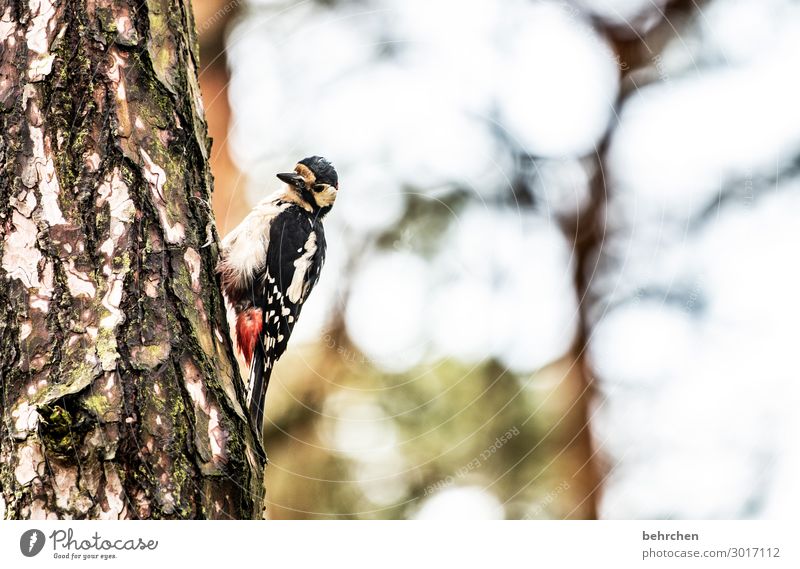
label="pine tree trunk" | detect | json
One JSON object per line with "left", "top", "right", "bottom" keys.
{"left": 0, "top": 0, "right": 265, "bottom": 519}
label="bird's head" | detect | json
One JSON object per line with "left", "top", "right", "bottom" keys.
{"left": 277, "top": 156, "right": 338, "bottom": 215}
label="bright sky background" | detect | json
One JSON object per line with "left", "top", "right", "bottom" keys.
{"left": 226, "top": 0, "right": 800, "bottom": 519}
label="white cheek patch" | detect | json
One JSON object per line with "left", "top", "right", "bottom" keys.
{"left": 314, "top": 185, "right": 337, "bottom": 208}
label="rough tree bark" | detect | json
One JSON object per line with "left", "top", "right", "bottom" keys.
{"left": 0, "top": 0, "right": 265, "bottom": 519}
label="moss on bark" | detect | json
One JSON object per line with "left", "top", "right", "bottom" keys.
{"left": 0, "top": 0, "right": 265, "bottom": 520}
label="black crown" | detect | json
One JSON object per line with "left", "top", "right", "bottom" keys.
{"left": 299, "top": 156, "right": 338, "bottom": 188}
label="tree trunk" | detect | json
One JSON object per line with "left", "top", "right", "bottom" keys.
{"left": 0, "top": 0, "right": 265, "bottom": 519}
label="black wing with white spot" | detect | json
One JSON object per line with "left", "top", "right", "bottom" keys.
{"left": 247, "top": 206, "right": 327, "bottom": 430}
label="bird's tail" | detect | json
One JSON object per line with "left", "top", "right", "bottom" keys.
{"left": 247, "top": 341, "right": 273, "bottom": 436}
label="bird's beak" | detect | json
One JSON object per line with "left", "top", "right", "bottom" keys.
{"left": 277, "top": 172, "right": 304, "bottom": 187}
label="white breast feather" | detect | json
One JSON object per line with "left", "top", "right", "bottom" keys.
{"left": 220, "top": 192, "right": 289, "bottom": 291}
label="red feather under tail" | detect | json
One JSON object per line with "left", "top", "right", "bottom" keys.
{"left": 236, "top": 308, "right": 263, "bottom": 367}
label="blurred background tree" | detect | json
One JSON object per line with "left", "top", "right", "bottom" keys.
{"left": 194, "top": 0, "right": 799, "bottom": 519}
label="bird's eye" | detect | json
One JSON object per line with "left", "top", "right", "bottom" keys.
{"left": 313, "top": 184, "right": 326, "bottom": 192}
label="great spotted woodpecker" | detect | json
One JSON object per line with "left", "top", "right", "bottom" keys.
{"left": 217, "top": 156, "right": 338, "bottom": 434}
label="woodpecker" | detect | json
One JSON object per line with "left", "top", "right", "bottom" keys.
{"left": 217, "top": 156, "right": 338, "bottom": 434}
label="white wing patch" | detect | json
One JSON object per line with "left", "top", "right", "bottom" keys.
{"left": 287, "top": 231, "right": 318, "bottom": 303}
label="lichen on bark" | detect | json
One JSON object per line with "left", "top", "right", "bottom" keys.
{"left": 0, "top": 0, "right": 265, "bottom": 520}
